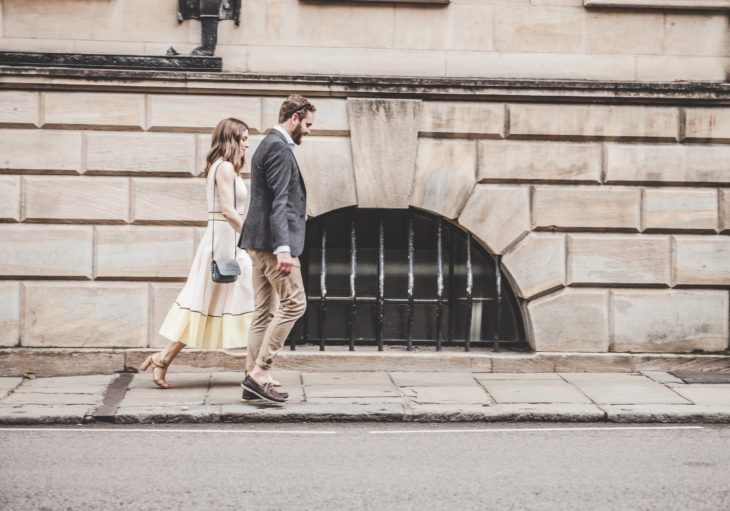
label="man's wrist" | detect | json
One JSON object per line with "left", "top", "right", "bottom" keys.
{"left": 274, "top": 245, "right": 291, "bottom": 255}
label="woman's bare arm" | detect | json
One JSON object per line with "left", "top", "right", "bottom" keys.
{"left": 215, "top": 162, "right": 243, "bottom": 233}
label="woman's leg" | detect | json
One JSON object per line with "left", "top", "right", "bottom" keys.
{"left": 140, "top": 341, "right": 185, "bottom": 389}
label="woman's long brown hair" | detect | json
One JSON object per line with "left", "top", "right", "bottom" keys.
{"left": 204, "top": 117, "right": 249, "bottom": 176}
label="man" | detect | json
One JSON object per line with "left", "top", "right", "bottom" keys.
{"left": 239, "top": 95, "right": 316, "bottom": 403}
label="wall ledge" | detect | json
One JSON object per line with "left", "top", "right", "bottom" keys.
{"left": 585, "top": 0, "right": 730, "bottom": 11}
{"left": 1, "top": 66, "right": 730, "bottom": 105}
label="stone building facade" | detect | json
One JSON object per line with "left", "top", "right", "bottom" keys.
{"left": 0, "top": 0, "right": 729, "bottom": 362}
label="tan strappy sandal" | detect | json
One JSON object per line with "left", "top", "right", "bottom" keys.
{"left": 139, "top": 353, "right": 171, "bottom": 389}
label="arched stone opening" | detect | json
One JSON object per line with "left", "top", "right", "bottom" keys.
{"left": 287, "top": 207, "right": 527, "bottom": 351}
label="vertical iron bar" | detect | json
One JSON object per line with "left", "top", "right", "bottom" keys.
{"left": 377, "top": 214, "right": 385, "bottom": 351}
{"left": 447, "top": 229, "right": 455, "bottom": 344}
{"left": 464, "top": 235, "right": 473, "bottom": 352}
{"left": 347, "top": 214, "right": 357, "bottom": 351}
{"left": 406, "top": 211, "right": 415, "bottom": 351}
{"left": 435, "top": 218, "right": 444, "bottom": 351}
{"left": 493, "top": 254, "right": 503, "bottom": 351}
{"left": 319, "top": 226, "right": 327, "bottom": 351}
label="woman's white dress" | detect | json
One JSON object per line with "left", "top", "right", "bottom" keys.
{"left": 159, "top": 160, "right": 254, "bottom": 349}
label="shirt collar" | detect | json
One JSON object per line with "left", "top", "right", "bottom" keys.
{"left": 273, "top": 125, "right": 296, "bottom": 148}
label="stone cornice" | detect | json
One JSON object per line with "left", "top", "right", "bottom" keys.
{"left": 585, "top": 0, "right": 730, "bottom": 10}
{"left": 1, "top": 66, "right": 729, "bottom": 105}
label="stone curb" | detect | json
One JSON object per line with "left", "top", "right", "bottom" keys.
{"left": 3, "top": 405, "right": 730, "bottom": 425}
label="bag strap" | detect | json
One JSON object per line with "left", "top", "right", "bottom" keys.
{"left": 211, "top": 160, "right": 237, "bottom": 262}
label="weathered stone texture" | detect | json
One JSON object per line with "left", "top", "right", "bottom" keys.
{"left": 446, "top": 52, "right": 636, "bottom": 81}
{"left": 663, "top": 14, "right": 730, "bottom": 58}
{"left": 24, "top": 176, "right": 130, "bottom": 222}
{"left": 86, "top": 132, "right": 197, "bottom": 175}
{"left": 151, "top": 283, "right": 184, "bottom": 348}
{"left": 0, "top": 225, "right": 92, "bottom": 278}
{"left": 642, "top": 188, "right": 718, "bottom": 231}
{"left": 348, "top": 99, "right": 422, "bottom": 209}
{"left": 636, "top": 56, "right": 728, "bottom": 82}
{"left": 684, "top": 108, "right": 730, "bottom": 142}
{"left": 0, "top": 176, "right": 20, "bottom": 221}
{"left": 605, "top": 144, "right": 730, "bottom": 184}
{"left": 0, "top": 129, "right": 82, "bottom": 172}
{"left": 4, "top": 0, "right": 189, "bottom": 43}
{"left": 721, "top": 190, "right": 730, "bottom": 233}
{"left": 0, "top": 91, "right": 39, "bottom": 127}
{"left": 673, "top": 236, "right": 730, "bottom": 286}
{"left": 43, "top": 92, "right": 144, "bottom": 130}
{"left": 478, "top": 141, "right": 602, "bottom": 183}
{"left": 131, "top": 178, "right": 207, "bottom": 223}
{"left": 584, "top": 11, "right": 664, "bottom": 55}
{"left": 410, "top": 138, "right": 476, "bottom": 219}
{"left": 502, "top": 233, "right": 565, "bottom": 299}
{"left": 262, "top": 98, "right": 349, "bottom": 134}
{"left": 568, "top": 235, "right": 671, "bottom": 285}
{"left": 494, "top": 6, "right": 584, "bottom": 53}
{"left": 295, "top": 137, "right": 357, "bottom": 217}
{"left": 509, "top": 105, "right": 679, "bottom": 141}
{"left": 611, "top": 290, "right": 729, "bottom": 353}
{"left": 420, "top": 102, "right": 503, "bottom": 137}
{"left": 394, "top": 2, "right": 494, "bottom": 52}
{"left": 148, "top": 95, "right": 262, "bottom": 133}
{"left": 0, "top": 282, "right": 20, "bottom": 347}
{"left": 533, "top": 186, "right": 641, "bottom": 230}
{"left": 458, "top": 185, "right": 531, "bottom": 255}
{"left": 94, "top": 226, "right": 195, "bottom": 279}
{"left": 527, "top": 289, "right": 610, "bottom": 352}
{"left": 22, "top": 283, "right": 149, "bottom": 348}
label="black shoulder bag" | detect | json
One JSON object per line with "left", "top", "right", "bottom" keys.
{"left": 210, "top": 162, "right": 242, "bottom": 284}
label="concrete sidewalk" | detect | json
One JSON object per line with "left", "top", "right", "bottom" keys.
{"left": 1, "top": 371, "right": 730, "bottom": 425}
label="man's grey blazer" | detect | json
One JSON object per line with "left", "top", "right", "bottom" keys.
{"left": 239, "top": 129, "right": 307, "bottom": 257}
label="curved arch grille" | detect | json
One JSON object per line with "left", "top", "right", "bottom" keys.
{"left": 288, "top": 208, "right": 527, "bottom": 351}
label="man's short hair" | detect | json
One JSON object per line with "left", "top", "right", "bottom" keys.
{"left": 278, "top": 95, "right": 316, "bottom": 123}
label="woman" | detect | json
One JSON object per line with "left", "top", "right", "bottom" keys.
{"left": 141, "top": 117, "right": 254, "bottom": 389}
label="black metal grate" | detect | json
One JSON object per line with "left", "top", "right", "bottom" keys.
{"left": 288, "top": 208, "right": 527, "bottom": 351}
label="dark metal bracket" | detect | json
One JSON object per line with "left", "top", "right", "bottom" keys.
{"left": 176, "top": 0, "right": 241, "bottom": 56}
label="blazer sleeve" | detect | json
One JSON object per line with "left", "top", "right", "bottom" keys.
{"left": 264, "top": 146, "right": 295, "bottom": 249}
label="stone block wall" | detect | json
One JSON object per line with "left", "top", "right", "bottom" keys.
{"left": 1, "top": 0, "right": 729, "bottom": 81}
{"left": 0, "top": 78, "right": 729, "bottom": 354}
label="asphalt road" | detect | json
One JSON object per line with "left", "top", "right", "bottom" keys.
{"left": 1, "top": 423, "right": 729, "bottom": 511}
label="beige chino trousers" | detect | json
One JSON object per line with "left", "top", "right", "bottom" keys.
{"left": 245, "top": 249, "right": 307, "bottom": 372}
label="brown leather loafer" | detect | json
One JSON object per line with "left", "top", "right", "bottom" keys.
{"left": 242, "top": 375, "right": 288, "bottom": 403}
{"left": 241, "top": 377, "right": 288, "bottom": 399}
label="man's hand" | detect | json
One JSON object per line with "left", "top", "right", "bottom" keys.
{"left": 276, "top": 252, "right": 293, "bottom": 276}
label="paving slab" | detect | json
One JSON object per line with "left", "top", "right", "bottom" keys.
{"left": 0, "top": 404, "right": 92, "bottom": 424}
{"left": 303, "top": 384, "right": 399, "bottom": 399}
{"left": 0, "top": 377, "right": 22, "bottom": 398}
{"left": 1, "top": 392, "right": 102, "bottom": 405}
{"left": 474, "top": 373, "right": 563, "bottom": 380}
{"left": 301, "top": 372, "right": 393, "bottom": 385}
{"left": 668, "top": 384, "right": 730, "bottom": 405}
{"left": 15, "top": 375, "right": 116, "bottom": 388}
{"left": 119, "top": 386, "right": 208, "bottom": 407}
{"left": 601, "top": 404, "right": 730, "bottom": 424}
{"left": 640, "top": 371, "right": 684, "bottom": 384}
{"left": 560, "top": 373, "right": 691, "bottom": 405}
{"left": 306, "top": 397, "right": 405, "bottom": 404}
{"left": 390, "top": 372, "right": 478, "bottom": 387}
{"left": 114, "top": 405, "right": 221, "bottom": 424}
{"left": 481, "top": 380, "right": 592, "bottom": 404}
{"left": 128, "top": 372, "right": 210, "bottom": 390}
{"left": 402, "top": 386, "right": 491, "bottom": 404}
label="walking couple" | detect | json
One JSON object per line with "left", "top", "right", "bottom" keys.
{"left": 140, "top": 95, "right": 316, "bottom": 404}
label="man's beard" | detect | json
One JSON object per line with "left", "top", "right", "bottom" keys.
{"left": 291, "top": 121, "right": 304, "bottom": 145}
